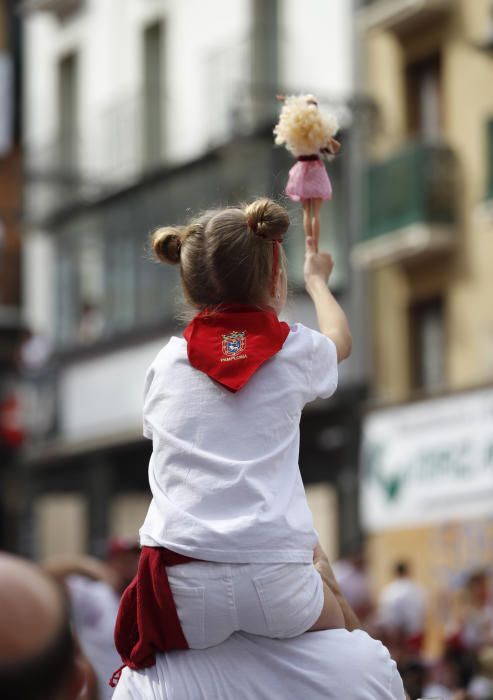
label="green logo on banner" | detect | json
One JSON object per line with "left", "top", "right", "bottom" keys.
{"left": 363, "top": 437, "right": 493, "bottom": 504}
{"left": 363, "top": 441, "right": 409, "bottom": 502}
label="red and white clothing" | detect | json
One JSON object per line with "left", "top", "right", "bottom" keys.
{"left": 66, "top": 575, "right": 121, "bottom": 700}
{"left": 135, "top": 319, "right": 338, "bottom": 649}
{"left": 378, "top": 577, "right": 427, "bottom": 638}
{"left": 139, "top": 322, "right": 338, "bottom": 564}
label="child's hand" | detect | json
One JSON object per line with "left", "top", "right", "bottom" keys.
{"left": 304, "top": 236, "right": 334, "bottom": 289}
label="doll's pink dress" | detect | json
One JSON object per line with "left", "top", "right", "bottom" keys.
{"left": 286, "top": 156, "right": 332, "bottom": 202}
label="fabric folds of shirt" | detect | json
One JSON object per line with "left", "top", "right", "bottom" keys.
{"left": 139, "top": 323, "right": 338, "bottom": 563}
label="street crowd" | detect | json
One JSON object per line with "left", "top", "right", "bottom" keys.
{"left": 334, "top": 554, "right": 493, "bottom": 700}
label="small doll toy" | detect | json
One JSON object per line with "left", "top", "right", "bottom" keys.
{"left": 274, "top": 94, "right": 341, "bottom": 252}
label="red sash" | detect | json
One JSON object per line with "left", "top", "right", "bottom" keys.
{"left": 184, "top": 305, "right": 290, "bottom": 392}
{"left": 111, "top": 546, "right": 196, "bottom": 686}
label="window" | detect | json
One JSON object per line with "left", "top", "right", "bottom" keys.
{"left": 54, "top": 195, "right": 178, "bottom": 348}
{"left": 410, "top": 296, "right": 445, "bottom": 390}
{"left": 56, "top": 214, "right": 106, "bottom": 347}
{"left": 142, "top": 21, "right": 165, "bottom": 168}
{"left": 405, "top": 53, "right": 442, "bottom": 140}
{"left": 0, "top": 4, "right": 13, "bottom": 156}
{"left": 486, "top": 117, "right": 493, "bottom": 200}
{"left": 250, "top": 0, "right": 279, "bottom": 125}
{"left": 58, "top": 52, "right": 78, "bottom": 170}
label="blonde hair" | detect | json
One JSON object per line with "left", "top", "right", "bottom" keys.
{"left": 151, "top": 198, "right": 290, "bottom": 310}
{"left": 274, "top": 94, "right": 339, "bottom": 157}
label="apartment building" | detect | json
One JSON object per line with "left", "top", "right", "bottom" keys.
{"left": 19, "top": 0, "right": 368, "bottom": 561}
{"left": 355, "top": 0, "right": 493, "bottom": 651}
{"left": 0, "top": 0, "right": 23, "bottom": 549}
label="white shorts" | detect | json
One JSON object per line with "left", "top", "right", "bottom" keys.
{"left": 166, "top": 561, "right": 324, "bottom": 649}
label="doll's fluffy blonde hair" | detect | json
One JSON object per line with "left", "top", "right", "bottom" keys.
{"left": 274, "top": 94, "right": 339, "bottom": 158}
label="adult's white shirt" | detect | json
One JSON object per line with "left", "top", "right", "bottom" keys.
{"left": 378, "top": 577, "right": 427, "bottom": 635}
{"left": 332, "top": 560, "right": 372, "bottom": 615}
{"left": 140, "top": 324, "right": 338, "bottom": 563}
{"left": 112, "top": 629, "right": 405, "bottom": 700}
{"left": 66, "top": 575, "right": 121, "bottom": 700}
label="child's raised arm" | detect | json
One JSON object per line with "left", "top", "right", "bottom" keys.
{"left": 304, "top": 236, "right": 352, "bottom": 363}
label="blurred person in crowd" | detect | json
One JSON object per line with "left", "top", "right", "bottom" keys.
{"left": 14, "top": 327, "right": 56, "bottom": 442}
{"left": 332, "top": 546, "right": 373, "bottom": 624}
{"left": 468, "top": 646, "right": 493, "bottom": 699}
{"left": 0, "top": 551, "right": 90, "bottom": 700}
{"left": 422, "top": 642, "right": 477, "bottom": 700}
{"left": 378, "top": 561, "right": 428, "bottom": 655}
{"left": 77, "top": 301, "right": 105, "bottom": 344}
{"left": 16, "top": 327, "right": 52, "bottom": 373}
{"left": 45, "top": 537, "right": 140, "bottom": 700}
{"left": 398, "top": 659, "right": 427, "bottom": 700}
{"left": 112, "top": 544, "right": 406, "bottom": 700}
{"left": 458, "top": 570, "right": 493, "bottom": 652}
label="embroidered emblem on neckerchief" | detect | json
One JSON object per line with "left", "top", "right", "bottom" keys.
{"left": 184, "top": 305, "right": 290, "bottom": 392}
{"left": 221, "top": 331, "right": 247, "bottom": 361}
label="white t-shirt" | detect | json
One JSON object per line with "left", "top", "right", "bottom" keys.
{"left": 332, "top": 560, "right": 372, "bottom": 614}
{"left": 378, "top": 577, "right": 427, "bottom": 635}
{"left": 139, "top": 323, "right": 338, "bottom": 563}
{"left": 66, "top": 575, "right": 121, "bottom": 700}
{"left": 112, "top": 629, "right": 405, "bottom": 700}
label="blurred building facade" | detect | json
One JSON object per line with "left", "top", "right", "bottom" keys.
{"left": 18, "top": 0, "right": 370, "bottom": 560}
{"left": 0, "top": 0, "right": 24, "bottom": 549}
{"left": 356, "top": 0, "right": 493, "bottom": 652}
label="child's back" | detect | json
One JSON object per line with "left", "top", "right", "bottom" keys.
{"left": 140, "top": 320, "right": 337, "bottom": 563}
{"left": 114, "top": 198, "right": 352, "bottom": 667}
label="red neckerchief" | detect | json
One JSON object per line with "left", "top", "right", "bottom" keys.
{"left": 183, "top": 305, "right": 290, "bottom": 393}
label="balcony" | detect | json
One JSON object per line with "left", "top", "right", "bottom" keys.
{"left": 24, "top": 90, "right": 169, "bottom": 224}
{"left": 358, "top": 0, "right": 454, "bottom": 34}
{"left": 352, "top": 142, "right": 458, "bottom": 267}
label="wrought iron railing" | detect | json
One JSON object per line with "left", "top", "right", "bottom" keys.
{"left": 363, "top": 141, "right": 458, "bottom": 242}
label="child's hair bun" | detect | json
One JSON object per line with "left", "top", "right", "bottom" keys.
{"left": 152, "top": 226, "right": 183, "bottom": 265}
{"left": 244, "top": 198, "right": 290, "bottom": 242}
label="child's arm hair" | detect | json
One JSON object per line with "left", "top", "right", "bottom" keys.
{"left": 304, "top": 236, "right": 352, "bottom": 362}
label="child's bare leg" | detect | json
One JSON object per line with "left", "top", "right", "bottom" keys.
{"left": 311, "top": 198, "right": 322, "bottom": 252}
{"left": 308, "top": 578, "right": 345, "bottom": 631}
{"left": 302, "top": 199, "right": 312, "bottom": 239}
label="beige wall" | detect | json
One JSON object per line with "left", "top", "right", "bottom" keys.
{"left": 305, "top": 482, "right": 339, "bottom": 562}
{"left": 36, "top": 494, "right": 88, "bottom": 559}
{"left": 110, "top": 493, "right": 151, "bottom": 540}
{"left": 364, "top": 0, "right": 493, "bottom": 399}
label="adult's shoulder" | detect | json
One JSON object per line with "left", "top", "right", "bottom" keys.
{"left": 113, "top": 630, "right": 404, "bottom": 700}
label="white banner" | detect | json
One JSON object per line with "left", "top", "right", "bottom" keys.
{"left": 360, "top": 388, "right": 493, "bottom": 532}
